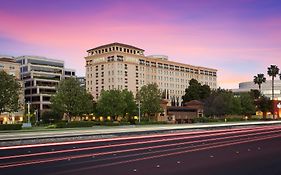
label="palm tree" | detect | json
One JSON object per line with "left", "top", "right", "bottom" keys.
{"left": 267, "top": 65, "right": 280, "bottom": 100}
{"left": 253, "top": 74, "right": 266, "bottom": 92}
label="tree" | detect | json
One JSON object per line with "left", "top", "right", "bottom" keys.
{"left": 240, "top": 92, "right": 256, "bottom": 117}
{"left": 253, "top": 74, "right": 266, "bottom": 91}
{"left": 0, "top": 71, "right": 21, "bottom": 114}
{"left": 250, "top": 89, "right": 261, "bottom": 100}
{"left": 138, "top": 83, "right": 162, "bottom": 121}
{"left": 200, "top": 84, "right": 211, "bottom": 99}
{"left": 41, "top": 110, "right": 63, "bottom": 123}
{"left": 204, "top": 89, "right": 245, "bottom": 117}
{"left": 96, "top": 89, "right": 137, "bottom": 120}
{"left": 182, "top": 79, "right": 201, "bottom": 102}
{"left": 121, "top": 90, "right": 137, "bottom": 117}
{"left": 204, "top": 90, "right": 230, "bottom": 117}
{"left": 50, "top": 78, "right": 94, "bottom": 121}
{"left": 267, "top": 65, "right": 279, "bottom": 100}
{"left": 182, "top": 79, "right": 211, "bottom": 103}
{"left": 257, "top": 96, "right": 272, "bottom": 119}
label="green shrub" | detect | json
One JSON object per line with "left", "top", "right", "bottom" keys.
{"left": 55, "top": 121, "right": 99, "bottom": 128}
{"left": 224, "top": 117, "right": 244, "bottom": 122}
{"left": 52, "top": 121, "right": 131, "bottom": 128}
{"left": 193, "top": 117, "right": 220, "bottom": 123}
{"left": 0, "top": 124, "right": 22, "bottom": 130}
{"left": 135, "top": 121, "right": 168, "bottom": 125}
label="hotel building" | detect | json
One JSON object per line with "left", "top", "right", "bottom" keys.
{"left": 16, "top": 56, "right": 76, "bottom": 117}
{"left": 85, "top": 43, "right": 217, "bottom": 105}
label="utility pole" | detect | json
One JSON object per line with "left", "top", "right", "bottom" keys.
{"left": 138, "top": 100, "right": 141, "bottom": 123}
{"left": 27, "top": 101, "right": 31, "bottom": 124}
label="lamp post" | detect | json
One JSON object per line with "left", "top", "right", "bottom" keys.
{"left": 138, "top": 100, "right": 141, "bottom": 123}
{"left": 35, "top": 109, "right": 38, "bottom": 124}
{"left": 27, "top": 101, "right": 31, "bottom": 124}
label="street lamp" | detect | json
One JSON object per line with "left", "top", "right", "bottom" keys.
{"left": 34, "top": 109, "right": 38, "bottom": 124}
{"left": 138, "top": 100, "right": 141, "bottom": 123}
{"left": 27, "top": 101, "right": 31, "bottom": 124}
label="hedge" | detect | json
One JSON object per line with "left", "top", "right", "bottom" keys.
{"left": 135, "top": 121, "right": 168, "bottom": 125}
{"left": 54, "top": 121, "right": 131, "bottom": 128}
{"left": 0, "top": 124, "right": 22, "bottom": 130}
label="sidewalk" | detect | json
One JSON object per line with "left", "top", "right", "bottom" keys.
{"left": 1, "top": 121, "right": 281, "bottom": 142}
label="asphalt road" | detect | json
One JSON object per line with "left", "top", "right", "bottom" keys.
{"left": 1, "top": 125, "right": 281, "bottom": 175}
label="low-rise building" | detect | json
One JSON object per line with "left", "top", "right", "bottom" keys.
{"left": 0, "top": 56, "right": 24, "bottom": 124}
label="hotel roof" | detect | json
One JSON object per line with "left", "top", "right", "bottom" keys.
{"left": 87, "top": 42, "right": 145, "bottom": 52}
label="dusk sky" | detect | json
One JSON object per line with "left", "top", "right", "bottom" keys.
{"left": 0, "top": 0, "right": 281, "bottom": 88}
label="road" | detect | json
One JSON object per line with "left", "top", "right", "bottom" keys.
{"left": 1, "top": 125, "right": 281, "bottom": 175}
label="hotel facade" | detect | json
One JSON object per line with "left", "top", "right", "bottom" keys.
{"left": 85, "top": 43, "right": 217, "bottom": 105}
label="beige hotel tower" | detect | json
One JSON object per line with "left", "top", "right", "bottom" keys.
{"left": 85, "top": 43, "right": 217, "bottom": 104}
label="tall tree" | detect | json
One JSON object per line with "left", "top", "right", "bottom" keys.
{"left": 121, "top": 90, "right": 137, "bottom": 117}
{"left": 182, "top": 79, "right": 201, "bottom": 102}
{"left": 0, "top": 71, "right": 21, "bottom": 114}
{"left": 50, "top": 78, "right": 94, "bottom": 121}
{"left": 138, "top": 83, "right": 162, "bottom": 121}
{"left": 182, "top": 79, "right": 211, "bottom": 103}
{"left": 267, "top": 65, "right": 279, "bottom": 100}
{"left": 250, "top": 89, "right": 261, "bottom": 100}
{"left": 96, "top": 89, "right": 137, "bottom": 120}
{"left": 240, "top": 92, "right": 256, "bottom": 117}
{"left": 257, "top": 96, "right": 272, "bottom": 119}
{"left": 200, "top": 84, "right": 211, "bottom": 99}
{"left": 96, "top": 90, "right": 125, "bottom": 120}
{"left": 253, "top": 73, "right": 266, "bottom": 91}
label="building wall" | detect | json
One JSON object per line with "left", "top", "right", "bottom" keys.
{"left": 85, "top": 43, "right": 217, "bottom": 104}
{"left": 0, "top": 57, "right": 20, "bottom": 78}
{"left": 233, "top": 80, "right": 281, "bottom": 100}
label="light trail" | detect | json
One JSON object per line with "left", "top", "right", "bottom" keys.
{"left": 0, "top": 125, "right": 279, "bottom": 161}
{"left": 0, "top": 125, "right": 276, "bottom": 151}
{"left": 1, "top": 126, "right": 281, "bottom": 169}
{"left": 54, "top": 133, "right": 281, "bottom": 175}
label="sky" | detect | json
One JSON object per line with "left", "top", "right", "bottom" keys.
{"left": 0, "top": 0, "right": 281, "bottom": 89}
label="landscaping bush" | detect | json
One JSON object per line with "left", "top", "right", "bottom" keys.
{"left": 55, "top": 121, "right": 99, "bottom": 128}
{"left": 0, "top": 124, "right": 22, "bottom": 130}
{"left": 53, "top": 121, "right": 131, "bottom": 128}
{"left": 135, "top": 121, "right": 168, "bottom": 125}
{"left": 193, "top": 117, "right": 220, "bottom": 123}
{"left": 224, "top": 117, "right": 244, "bottom": 122}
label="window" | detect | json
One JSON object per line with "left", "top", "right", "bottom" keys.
{"left": 117, "top": 55, "right": 123, "bottom": 61}
{"left": 139, "top": 59, "right": 145, "bottom": 65}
